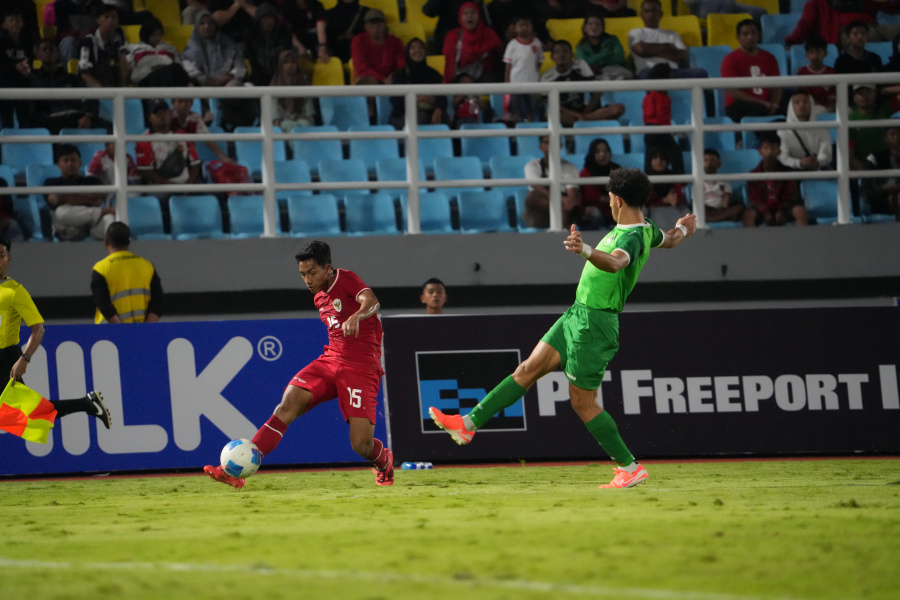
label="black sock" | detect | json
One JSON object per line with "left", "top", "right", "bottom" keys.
{"left": 50, "top": 396, "right": 91, "bottom": 418}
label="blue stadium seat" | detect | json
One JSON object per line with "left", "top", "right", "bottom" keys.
{"left": 615, "top": 153, "right": 645, "bottom": 170}
{"left": 740, "top": 115, "right": 784, "bottom": 150}
{"left": 374, "top": 95, "right": 393, "bottom": 126}
{"left": 458, "top": 190, "right": 514, "bottom": 233}
{"left": 789, "top": 0, "right": 807, "bottom": 13}
{"left": 374, "top": 158, "right": 426, "bottom": 202}
{"left": 25, "top": 164, "right": 60, "bottom": 229}
{"left": 344, "top": 192, "right": 400, "bottom": 235}
{"left": 514, "top": 122, "right": 547, "bottom": 158}
{"left": 349, "top": 125, "right": 400, "bottom": 175}
{"left": 194, "top": 124, "right": 225, "bottom": 163}
{"left": 26, "top": 196, "right": 46, "bottom": 241}
{"left": 0, "top": 164, "right": 15, "bottom": 187}
{"left": 513, "top": 188, "right": 543, "bottom": 232}
{"left": 689, "top": 45, "right": 731, "bottom": 116}
{"left": 704, "top": 116, "right": 737, "bottom": 152}
{"left": 291, "top": 126, "right": 343, "bottom": 177}
{"left": 719, "top": 149, "right": 762, "bottom": 201}
{"left": 319, "top": 96, "right": 370, "bottom": 130}
{"left": 287, "top": 194, "right": 342, "bottom": 237}
{"left": 127, "top": 196, "right": 170, "bottom": 240}
{"left": 124, "top": 98, "right": 147, "bottom": 135}
{"left": 318, "top": 158, "right": 370, "bottom": 197}
{"left": 573, "top": 121, "right": 625, "bottom": 156}
{"left": 460, "top": 123, "right": 510, "bottom": 172}
{"left": 417, "top": 191, "right": 455, "bottom": 234}
{"left": 273, "top": 159, "right": 312, "bottom": 208}
{"left": 601, "top": 90, "right": 644, "bottom": 125}
{"left": 758, "top": 43, "right": 789, "bottom": 76}
{"left": 488, "top": 155, "right": 532, "bottom": 201}
{"left": 815, "top": 112, "right": 837, "bottom": 144}
{"left": 169, "top": 195, "right": 225, "bottom": 240}
{"left": 432, "top": 156, "right": 483, "bottom": 201}
{"left": 760, "top": 13, "right": 801, "bottom": 45}
{"left": 1, "top": 128, "right": 53, "bottom": 178}
{"left": 416, "top": 124, "right": 455, "bottom": 175}
{"left": 868, "top": 41, "right": 893, "bottom": 63}
{"left": 876, "top": 11, "right": 900, "bottom": 24}
{"left": 789, "top": 43, "right": 838, "bottom": 74}
{"left": 234, "top": 126, "right": 286, "bottom": 180}
{"left": 227, "top": 195, "right": 266, "bottom": 238}
{"left": 668, "top": 90, "right": 694, "bottom": 125}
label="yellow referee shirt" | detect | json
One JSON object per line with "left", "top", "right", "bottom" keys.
{"left": 0, "top": 278, "right": 44, "bottom": 348}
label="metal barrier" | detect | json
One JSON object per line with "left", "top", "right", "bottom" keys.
{"left": 2, "top": 72, "right": 898, "bottom": 234}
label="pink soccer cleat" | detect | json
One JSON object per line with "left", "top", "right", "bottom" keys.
{"left": 599, "top": 465, "right": 649, "bottom": 489}
{"left": 428, "top": 407, "right": 475, "bottom": 445}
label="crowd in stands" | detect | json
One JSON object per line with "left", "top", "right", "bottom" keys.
{"left": 0, "top": 0, "right": 898, "bottom": 241}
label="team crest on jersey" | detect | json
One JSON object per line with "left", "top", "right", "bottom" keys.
{"left": 604, "top": 235, "right": 614, "bottom": 245}
{"left": 332, "top": 299, "right": 342, "bottom": 312}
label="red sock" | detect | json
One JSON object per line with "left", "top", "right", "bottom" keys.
{"left": 368, "top": 438, "right": 389, "bottom": 470}
{"left": 251, "top": 415, "right": 288, "bottom": 457}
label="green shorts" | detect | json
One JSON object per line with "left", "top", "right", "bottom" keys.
{"left": 540, "top": 302, "right": 619, "bottom": 391}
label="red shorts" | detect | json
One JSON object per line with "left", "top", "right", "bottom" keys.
{"left": 289, "top": 354, "right": 384, "bottom": 424}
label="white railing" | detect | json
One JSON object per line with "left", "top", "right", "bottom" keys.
{"left": 2, "top": 71, "right": 898, "bottom": 235}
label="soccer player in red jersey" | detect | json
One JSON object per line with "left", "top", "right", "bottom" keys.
{"left": 205, "top": 240, "right": 393, "bottom": 488}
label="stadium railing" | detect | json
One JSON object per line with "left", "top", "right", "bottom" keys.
{"left": 2, "top": 72, "right": 898, "bottom": 234}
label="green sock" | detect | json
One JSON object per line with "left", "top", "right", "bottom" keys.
{"left": 585, "top": 411, "right": 635, "bottom": 467}
{"left": 468, "top": 375, "right": 528, "bottom": 429}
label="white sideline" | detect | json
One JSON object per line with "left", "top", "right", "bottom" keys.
{"left": 0, "top": 557, "right": 798, "bottom": 600}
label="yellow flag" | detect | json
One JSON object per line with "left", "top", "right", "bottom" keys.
{"left": 0, "top": 379, "right": 57, "bottom": 444}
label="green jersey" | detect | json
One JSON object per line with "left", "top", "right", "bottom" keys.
{"left": 575, "top": 219, "right": 664, "bottom": 312}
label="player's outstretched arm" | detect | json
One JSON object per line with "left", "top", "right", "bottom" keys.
{"left": 563, "top": 224, "right": 629, "bottom": 273}
{"left": 659, "top": 213, "right": 697, "bottom": 249}
{"left": 342, "top": 289, "right": 380, "bottom": 337}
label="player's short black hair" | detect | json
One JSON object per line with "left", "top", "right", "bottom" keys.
{"left": 422, "top": 277, "right": 445, "bottom": 293}
{"left": 805, "top": 34, "right": 827, "bottom": 52}
{"left": 552, "top": 39, "right": 572, "bottom": 52}
{"left": 106, "top": 222, "right": 131, "bottom": 249}
{"left": 295, "top": 240, "right": 331, "bottom": 267}
{"left": 54, "top": 144, "right": 80, "bottom": 162}
{"left": 704, "top": 148, "right": 721, "bottom": 159}
{"left": 607, "top": 168, "right": 652, "bottom": 208}
{"left": 757, "top": 131, "right": 781, "bottom": 146}
{"left": 736, "top": 19, "right": 759, "bottom": 36}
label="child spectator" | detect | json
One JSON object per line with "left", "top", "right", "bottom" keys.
{"left": 578, "top": 138, "right": 619, "bottom": 230}
{"left": 0, "top": 8, "right": 32, "bottom": 129}
{"left": 45, "top": 144, "right": 116, "bottom": 241}
{"left": 698, "top": 149, "right": 743, "bottom": 224}
{"left": 575, "top": 12, "right": 632, "bottom": 80}
{"left": 642, "top": 63, "right": 685, "bottom": 176}
{"left": 442, "top": 2, "right": 503, "bottom": 83}
{"left": 170, "top": 98, "right": 235, "bottom": 164}
{"left": 451, "top": 73, "right": 485, "bottom": 127}
{"left": 87, "top": 141, "right": 140, "bottom": 203}
{"left": 121, "top": 17, "right": 192, "bottom": 87}
{"left": 541, "top": 39, "right": 624, "bottom": 126}
{"left": 744, "top": 132, "right": 808, "bottom": 227}
{"left": 834, "top": 20, "right": 883, "bottom": 74}
{"left": 778, "top": 91, "right": 833, "bottom": 171}
{"left": 421, "top": 278, "right": 448, "bottom": 315}
{"left": 503, "top": 16, "right": 543, "bottom": 123}
{"left": 245, "top": 2, "right": 295, "bottom": 86}
{"left": 351, "top": 9, "right": 405, "bottom": 84}
{"left": 796, "top": 35, "right": 836, "bottom": 113}
{"left": 645, "top": 146, "right": 688, "bottom": 230}
{"left": 269, "top": 50, "right": 316, "bottom": 133}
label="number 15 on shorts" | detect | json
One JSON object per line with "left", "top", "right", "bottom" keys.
{"left": 348, "top": 388, "right": 362, "bottom": 408}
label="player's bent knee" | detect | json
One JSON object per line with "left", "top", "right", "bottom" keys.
{"left": 276, "top": 386, "right": 311, "bottom": 422}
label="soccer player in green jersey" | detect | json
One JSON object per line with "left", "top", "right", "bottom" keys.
{"left": 429, "top": 168, "right": 697, "bottom": 488}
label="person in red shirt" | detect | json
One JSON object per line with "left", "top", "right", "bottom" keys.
{"left": 350, "top": 8, "right": 405, "bottom": 84}
{"left": 796, "top": 35, "right": 836, "bottom": 113}
{"left": 721, "top": 19, "right": 783, "bottom": 124}
{"left": 744, "top": 132, "right": 808, "bottom": 227}
{"left": 205, "top": 240, "right": 394, "bottom": 489}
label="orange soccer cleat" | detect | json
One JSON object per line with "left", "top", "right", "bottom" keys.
{"left": 428, "top": 407, "right": 475, "bottom": 446}
{"left": 599, "top": 465, "right": 649, "bottom": 489}
{"left": 204, "top": 464, "right": 246, "bottom": 489}
{"left": 373, "top": 448, "right": 394, "bottom": 486}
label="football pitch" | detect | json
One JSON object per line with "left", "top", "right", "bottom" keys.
{"left": 1, "top": 459, "right": 898, "bottom": 600}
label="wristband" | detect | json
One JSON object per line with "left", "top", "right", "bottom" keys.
{"left": 579, "top": 243, "right": 592, "bottom": 259}
{"left": 676, "top": 224, "right": 688, "bottom": 237}
{"left": 21, "top": 353, "right": 30, "bottom": 362}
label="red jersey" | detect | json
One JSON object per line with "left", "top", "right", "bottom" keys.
{"left": 721, "top": 48, "right": 780, "bottom": 106}
{"left": 314, "top": 268, "right": 382, "bottom": 367}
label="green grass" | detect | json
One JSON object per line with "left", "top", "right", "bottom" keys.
{"left": 1, "top": 459, "right": 899, "bottom": 600}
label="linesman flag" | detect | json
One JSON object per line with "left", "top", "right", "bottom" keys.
{"left": 0, "top": 379, "right": 57, "bottom": 444}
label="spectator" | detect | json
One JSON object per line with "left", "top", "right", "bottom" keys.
{"left": 645, "top": 146, "right": 688, "bottom": 231}
{"left": 121, "top": 17, "right": 193, "bottom": 87}
{"left": 523, "top": 135, "right": 580, "bottom": 229}
{"left": 862, "top": 126, "right": 900, "bottom": 221}
{"left": 488, "top": 0, "right": 549, "bottom": 45}
{"left": 744, "top": 132, "right": 808, "bottom": 227}
{"left": 881, "top": 33, "right": 900, "bottom": 113}
{"left": 182, "top": 10, "right": 255, "bottom": 131}
{"left": 324, "top": 0, "right": 366, "bottom": 63}
{"left": 834, "top": 20, "right": 883, "bottom": 74}
{"left": 209, "top": 0, "right": 261, "bottom": 44}
{"left": 44, "top": 144, "right": 116, "bottom": 241}
{"left": 848, "top": 83, "right": 892, "bottom": 170}
{"left": 136, "top": 99, "right": 203, "bottom": 217}
{"left": 170, "top": 98, "right": 235, "bottom": 164}
{"left": 778, "top": 91, "right": 833, "bottom": 171}
{"left": 721, "top": 19, "right": 783, "bottom": 123}
{"left": 575, "top": 12, "right": 632, "bottom": 81}
{"left": 503, "top": 16, "right": 543, "bottom": 123}
{"left": 91, "top": 222, "right": 164, "bottom": 324}
{"left": 5, "top": 0, "right": 39, "bottom": 51}
{"left": 87, "top": 142, "right": 140, "bottom": 201}
{"left": 628, "top": 0, "right": 708, "bottom": 79}
{"left": 424, "top": 0, "right": 485, "bottom": 52}
{"left": 0, "top": 8, "right": 33, "bottom": 130}
{"left": 450, "top": 72, "right": 487, "bottom": 127}
{"left": 350, "top": 8, "right": 405, "bottom": 84}
{"left": 784, "top": 0, "right": 899, "bottom": 48}
{"left": 55, "top": 0, "right": 105, "bottom": 63}
{"left": 796, "top": 35, "right": 836, "bottom": 113}
{"left": 101, "top": 0, "right": 153, "bottom": 26}
{"left": 0, "top": 178, "right": 25, "bottom": 243}
{"left": 697, "top": 149, "right": 744, "bottom": 224}
{"left": 541, "top": 39, "right": 625, "bottom": 126}
{"left": 280, "top": 0, "right": 330, "bottom": 65}
{"left": 27, "top": 39, "right": 110, "bottom": 134}
{"left": 578, "top": 138, "right": 619, "bottom": 230}
{"left": 442, "top": 2, "right": 503, "bottom": 84}
{"left": 78, "top": 4, "right": 127, "bottom": 88}
{"left": 642, "top": 62, "right": 685, "bottom": 175}
{"left": 682, "top": 0, "right": 766, "bottom": 21}
{"left": 390, "top": 38, "right": 446, "bottom": 128}
{"left": 183, "top": 0, "right": 210, "bottom": 26}
{"left": 245, "top": 2, "right": 295, "bottom": 87}
{"left": 269, "top": 50, "right": 316, "bottom": 132}
{"left": 585, "top": 0, "right": 636, "bottom": 19}
{"left": 421, "top": 278, "right": 448, "bottom": 314}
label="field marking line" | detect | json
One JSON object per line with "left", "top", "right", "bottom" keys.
{"left": 0, "top": 557, "right": 800, "bottom": 600}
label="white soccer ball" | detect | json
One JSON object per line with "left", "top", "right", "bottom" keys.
{"left": 220, "top": 438, "right": 262, "bottom": 478}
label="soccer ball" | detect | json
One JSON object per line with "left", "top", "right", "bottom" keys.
{"left": 220, "top": 438, "right": 262, "bottom": 478}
